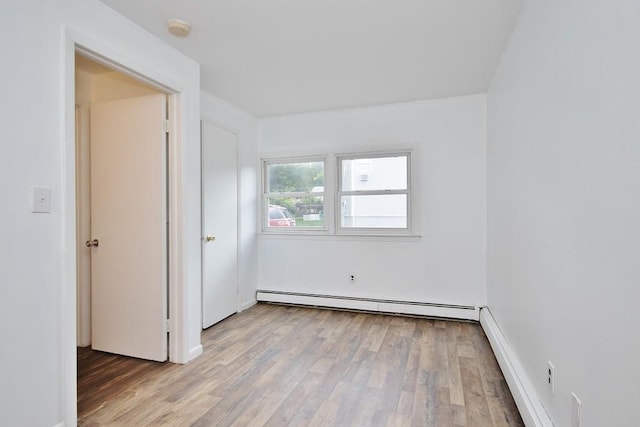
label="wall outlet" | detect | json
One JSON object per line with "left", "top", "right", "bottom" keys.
{"left": 349, "top": 274, "right": 356, "bottom": 284}
{"left": 32, "top": 186, "right": 52, "bottom": 213}
{"left": 571, "top": 392, "right": 582, "bottom": 427}
{"left": 547, "top": 361, "right": 556, "bottom": 393}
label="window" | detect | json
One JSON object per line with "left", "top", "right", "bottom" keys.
{"left": 338, "top": 153, "right": 410, "bottom": 231}
{"left": 262, "top": 151, "right": 412, "bottom": 235}
{"left": 264, "top": 158, "right": 325, "bottom": 230}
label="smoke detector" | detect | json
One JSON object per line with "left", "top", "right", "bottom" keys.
{"left": 167, "top": 19, "right": 191, "bottom": 37}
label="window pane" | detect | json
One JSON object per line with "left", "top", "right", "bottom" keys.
{"left": 268, "top": 196, "right": 324, "bottom": 228}
{"left": 341, "top": 155, "right": 407, "bottom": 191}
{"left": 268, "top": 161, "right": 324, "bottom": 193}
{"left": 340, "top": 194, "right": 407, "bottom": 228}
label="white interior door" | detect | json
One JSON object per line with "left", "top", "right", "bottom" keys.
{"left": 202, "top": 120, "right": 238, "bottom": 329}
{"left": 90, "top": 94, "right": 168, "bottom": 361}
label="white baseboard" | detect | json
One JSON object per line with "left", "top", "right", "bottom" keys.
{"left": 53, "top": 422, "right": 66, "bottom": 427}
{"left": 188, "top": 344, "right": 203, "bottom": 361}
{"left": 479, "top": 307, "right": 553, "bottom": 427}
{"left": 256, "top": 290, "right": 479, "bottom": 321}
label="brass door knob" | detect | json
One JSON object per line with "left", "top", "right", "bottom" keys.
{"left": 85, "top": 239, "right": 99, "bottom": 247}
{"left": 205, "top": 235, "right": 216, "bottom": 242}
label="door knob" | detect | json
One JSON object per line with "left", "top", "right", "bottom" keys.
{"left": 85, "top": 239, "right": 99, "bottom": 247}
{"left": 205, "top": 235, "right": 216, "bottom": 242}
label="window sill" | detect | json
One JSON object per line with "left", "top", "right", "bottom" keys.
{"left": 258, "top": 231, "right": 422, "bottom": 242}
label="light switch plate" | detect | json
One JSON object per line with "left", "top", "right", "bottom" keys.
{"left": 32, "top": 187, "right": 52, "bottom": 213}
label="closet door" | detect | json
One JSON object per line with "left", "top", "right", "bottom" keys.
{"left": 201, "top": 120, "right": 238, "bottom": 329}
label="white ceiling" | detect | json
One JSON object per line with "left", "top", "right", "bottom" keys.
{"left": 100, "top": 0, "right": 522, "bottom": 117}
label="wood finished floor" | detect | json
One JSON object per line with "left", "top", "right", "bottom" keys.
{"left": 78, "top": 303, "right": 523, "bottom": 426}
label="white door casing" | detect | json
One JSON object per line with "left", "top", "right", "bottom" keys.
{"left": 90, "top": 94, "right": 168, "bottom": 361}
{"left": 202, "top": 120, "right": 238, "bottom": 329}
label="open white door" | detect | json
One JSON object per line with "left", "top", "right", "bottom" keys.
{"left": 89, "top": 94, "right": 168, "bottom": 361}
{"left": 202, "top": 120, "right": 238, "bottom": 329}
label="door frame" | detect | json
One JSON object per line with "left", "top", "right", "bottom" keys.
{"left": 62, "top": 29, "right": 195, "bottom": 425}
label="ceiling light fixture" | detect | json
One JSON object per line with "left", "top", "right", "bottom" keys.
{"left": 167, "top": 19, "right": 191, "bottom": 37}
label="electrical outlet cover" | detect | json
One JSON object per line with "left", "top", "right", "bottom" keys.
{"left": 547, "top": 361, "right": 556, "bottom": 393}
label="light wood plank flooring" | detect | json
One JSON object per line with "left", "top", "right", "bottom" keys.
{"left": 78, "top": 303, "right": 523, "bottom": 426}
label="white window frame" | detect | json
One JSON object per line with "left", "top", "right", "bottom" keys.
{"left": 260, "top": 150, "right": 417, "bottom": 237}
{"left": 262, "top": 156, "right": 329, "bottom": 233}
{"left": 336, "top": 151, "right": 412, "bottom": 235}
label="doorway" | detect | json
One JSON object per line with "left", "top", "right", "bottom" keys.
{"left": 63, "top": 29, "right": 200, "bottom": 424}
{"left": 74, "top": 52, "right": 170, "bottom": 415}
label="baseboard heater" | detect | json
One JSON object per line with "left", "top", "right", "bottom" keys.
{"left": 256, "top": 290, "right": 479, "bottom": 321}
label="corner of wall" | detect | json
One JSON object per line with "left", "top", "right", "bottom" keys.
{"left": 240, "top": 299, "right": 258, "bottom": 312}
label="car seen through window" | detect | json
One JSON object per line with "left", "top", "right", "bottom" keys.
{"left": 268, "top": 204, "right": 296, "bottom": 227}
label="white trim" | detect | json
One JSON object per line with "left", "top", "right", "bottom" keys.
{"left": 258, "top": 232, "right": 421, "bottom": 242}
{"left": 257, "top": 290, "right": 479, "bottom": 321}
{"left": 166, "top": 93, "right": 189, "bottom": 364}
{"left": 479, "top": 307, "right": 553, "bottom": 427}
{"left": 52, "top": 422, "right": 66, "bottom": 427}
{"left": 188, "top": 344, "right": 204, "bottom": 360}
{"left": 75, "top": 47, "right": 173, "bottom": 94}
{"left": 62, "top": 30, "right": 78, "bottom": 427}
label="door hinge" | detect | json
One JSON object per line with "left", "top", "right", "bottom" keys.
{"left": 165, "top": 318, "right": 171, "bottom": 333}
{"left": 164, "top": 119, "right": 170, "bottom": 134}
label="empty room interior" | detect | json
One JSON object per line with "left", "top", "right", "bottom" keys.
{"left": 2, "top": 1, "right": 639, "bottom": 427}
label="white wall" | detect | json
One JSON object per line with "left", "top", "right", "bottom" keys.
{"left": 201, "top": 91, "right": 259, "bottom": 310}
{"left": 487, "top": 1, "right": 640, "bottom": 426}
{"left": 258, "top": 96, "right": 487, "bottom": 306}
{"left": 0, "top": 1, "right": 201, "bottom": 426}
{"left": 90, "top": 71, "right": 160, "bottom": 103}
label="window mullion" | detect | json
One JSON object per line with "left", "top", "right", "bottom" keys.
{"left": 339, "top": 189, "right": 408, "bottom": 196}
